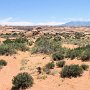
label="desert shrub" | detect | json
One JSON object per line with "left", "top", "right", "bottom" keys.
{"left": 32, "top": 36, "right": 50, "bottom": 53}
{"left": 0, "top": 33, "right": 11, "bottom": 38}
{"left": 18, "top": 32, "right": 25, "bottom": 37}
{"left": 0, "top": 33, "right": 19, "bottom": 38}
{"left": 3, "top": 38, "right": 29, "bottom": 52}
{"left": 61, "top": 32, "right": 70, "bottom": 39}
{"left": 43, "top": 33, "right": 53, "bottom": 39}
{"left": 80, "top": 50, "right": 90, "bottom": 61}
{"left": 66, "top": 49, "right": 80, "bottom": 59}
{"left": 43, "top": 67, "right": 51, "bottom": 74}
{"left": 37, "top": 67, "right": 42, "bottom": 74}
{"left": 81, "top": 64, "right": 89, "bottom": 70}
{"left": 32, "top": 31, "right": 39, "bottom": 36}
{"left": 12, "top": 72, "right": 34, "bottom": 90}
{"left": 60, "top": 65, "right": 83, "bottom": 78}
{"left": 11, "top": 86, "right": 19, "bottom": 90}
{"left": 3, "top": 39, "right": 13, "bottom": 44}
{"left": 56, "top": 61, "right": 65, "bottom": 68}
{"left": 0, "top": 44, "right": 16, "bottom": 55}
{"left": 35, "top": 36, "right": 50, "bottom": 46}
{"left": 53, "top": 35, "right": 61, "bottom": 41}
{"left": 65, "top": 45, "right": 90, "bottom": 60}
{"left": 31, "top": 46, "right": 38, "bottom": 54}
{"left": 31, "top": 36, "right": 62, "bottom": 54}
{"left": 0, "top": 59, "right": 7, "bottom": 66}
{"left": 3, "top": 37, "right": 28, "bottom": 44}
{"left": 14, "top": 37, "right": 28, "bottom": 43}
{"left": 13, "top": 43, "right": 29, "bottom": 51}
{"left": 52, "top": 52, "right": 64, "bottom": 61}
{"left": 66, "top": 47, "right": 85, "bottom": 59}
{"left": 48, "top": 40, "right": 62, "bottom": 53}
{"left": 74, "top": 32, "right": 84, "bottom": 39}
{"left": 12, "top": 33, "right": 18, "bottom": 36}
{"left": 45, "top": 62, "right": 55, "bottom": 69}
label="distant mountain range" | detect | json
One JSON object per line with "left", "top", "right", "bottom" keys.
{"left": 62, "top": 21, "right": 90, "bottom": 26}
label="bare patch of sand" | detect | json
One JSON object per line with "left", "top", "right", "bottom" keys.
{"left": 62, "top": 44, "right": 78, "bottom": 49}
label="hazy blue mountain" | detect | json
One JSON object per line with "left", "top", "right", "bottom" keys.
{"left": 62, "top": 21, "right": 90, "bottom": 26}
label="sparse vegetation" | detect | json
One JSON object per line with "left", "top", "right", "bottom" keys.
{"left": 60, "top": 65, "right": 83, "bottom": 78}
{"left": 43, "top": 67, "right": 51, "bottom": 74}
{"left": 12, "top": 72, "right": 33, "bottom": 90}
{"left": 0, "top": 37, "right": 29, "bottom": 55}
{"left": 1, "top": 26, "right": 90, "bottom": 90}
{"left": 53, "top": 35, "right": 61, "bottom": 41}
{"left": 0, "top": 44, "right": 16, "bottom": 55}
{"left": 45, "top": 62, "right": 55, "bottom": 69}
{"left": 74, "top": 32, "right": 85, "bottom": 39}
{"left": 0, "top": 59, "right": 7, "bottom": 66}
{"left": 52, "top": 52, "right": 64, "bottom": 61}
{"left": 80, "top": 50, "right": 90, "bottom": 61}
{"left": 66, "top": 48, "right": 81, "bottom": 59}
{"left": 81, "top": 64, "right": 89, "bottom": 70}
{"left": 56, "top": 61, "right": 65, "bottom": 68}
{"left": 31, "top": 36, "right": 62, "bottom": 54}
{"left": 65, "top": 45, "right": 90, "bottom": 61}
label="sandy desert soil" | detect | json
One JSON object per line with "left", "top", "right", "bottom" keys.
{"left": 0, "top": 27, "right": 90, "bottom": 90}
{"left": 0, "top": 51, "right": 90, "bottom": 90}
{"left": 62, "top": 44, "right": 78, "bottom": 49}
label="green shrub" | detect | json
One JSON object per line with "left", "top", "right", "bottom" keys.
{"left": 31, "top": 46, "right": 38, "bottom": 54}
{"left": 3, "top": 37, "right": 28, "bottom": 44}
{"left": 80, "top": 50, "right": 90, "bottom": 61}
{"left": 43, "top": 67, "right": 51, "bottom": 74}
{"left": 13, "top": 43, "right": 29, "bottom": 51}
{"left": 0, "top": 33, "right": 11, "bottom": 38}
{"left": 74, "top": 32, "right": 84, "bottom": 39}
{"left": 66, "top": 48, "right": 81, "bottom": 60}
{"left": 1, "top": 33, "right": 19, "bottom": 38}
{"left": 0, "top": 59, "right": 7, "bottom": 66}
{"left": 53, "top": 35, "right": 61, "bottom": 41}
{"left": 45, "top": 62, "right": 55, "bottom": 69}
{"left": 31, "top": 36, "right": 62, "bottom": 54}
{"left": 3, "top": 39, "right": 13, "bottom": 44}
{"left": 43, "top": 33, "right": 53, "bottom": 39}
{"left": 61, "top": 32, "right": 70, "bottom": 39}
{"left": 56, "top": 61, "right": 65, "bottom": 68}
{"left": 81, "top": 64, "right": 89, "bottom": 70}
{"left": 0, "top": 44, "right": 16, "bottom": 55}
{"left": 65, "top": 45, "right": 90, "bottom": 61}
{"left": 60, "top": 65, "right": 83, "bottom": 78}
{"left": 12, "top": 72, "right": 34, "bottom": 90}
{"left": 32, "top": 36, "right": 50, "bottom": 53}
{"left": 2, "top": 38, "right": 29, "bottom": 53}
{"left": 14, "top": 37, "right": 28, "bottom": 43}
{"left": 52, "top": 52, "right": 64, "bottom": 61}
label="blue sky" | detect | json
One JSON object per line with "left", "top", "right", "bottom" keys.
{"left": 0, "top": 0, "right": 90, "bottom": 25}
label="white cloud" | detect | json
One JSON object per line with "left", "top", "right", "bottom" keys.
{"left": 0, "top": 17, "right": 64, "bottom": 26}
{"left": 0, "top": 22, "right": 34, "bottom": 26}
{"left": 0, "top": 21, "right": 64, "bottom": 26}
{"left": 0, "top": 17, "right": 13, "bottom": 22}
{"left": 1, "top": 17, "right": 90, "bottom": 26}
{"left": 37, "top": 22, "right": 64, "bottom": 26}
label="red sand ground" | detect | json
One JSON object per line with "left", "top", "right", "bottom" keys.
{"left": 0, "top": 28, "right": 90, "bottom": 90}
{"left": 0, "top": 51, "right": 90, "bottom": 90}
